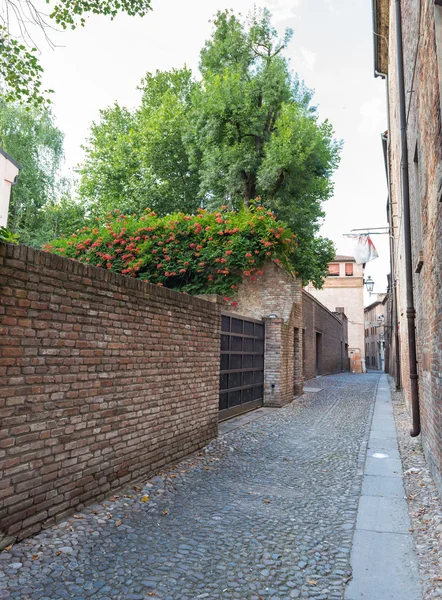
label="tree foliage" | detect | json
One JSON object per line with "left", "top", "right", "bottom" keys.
{"left": 79, "top": 9, "right": 340, "bottom": 287}
{"left": 45, "top": 205, "right": 297, "bottom": 297}
{"left": 189, "top": 9, "right": 340, "bottom": 286}
{"left": 0, "top": 99, "right": 85, "bottom": 246}
{"left": 79, "top": 69, "right": 200, "bottom": 218}
{"left": 0, "top": 0, "right": 152, "bottom": 104}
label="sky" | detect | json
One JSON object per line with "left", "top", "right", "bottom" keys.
{"left": 32, "top": 0, "right": 389, "bottom": 305}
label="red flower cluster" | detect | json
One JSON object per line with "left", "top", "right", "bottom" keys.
{"left": 44, "top": 205, "right": 296, "bottom": 296}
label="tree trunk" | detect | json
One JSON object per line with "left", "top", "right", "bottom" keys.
{"left": 242, "top": 172, "right": 256, "bottom": 206}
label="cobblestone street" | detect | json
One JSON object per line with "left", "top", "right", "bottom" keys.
{"left": 0, "top": 373, "right": 381, "bottom": 600}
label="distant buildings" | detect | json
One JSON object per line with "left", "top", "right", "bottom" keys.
{"left": 305, "top": 255, "right": 365, "bottom": 373}
{"left": 364, "top": 295, "right": 386, "bottom": 371}
{"left": 372, "top": 0, "right": 442, "bottom": 495}
{"left": 0, "top": 148, "right": 21, "bottom": 227}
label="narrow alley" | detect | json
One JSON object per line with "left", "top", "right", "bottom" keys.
{"left": 0, "top": 373, "right": 422, "bottom": 600}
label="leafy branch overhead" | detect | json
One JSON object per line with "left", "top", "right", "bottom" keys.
{"left": 0, "top": 0, "right": 152, "bottom": 104}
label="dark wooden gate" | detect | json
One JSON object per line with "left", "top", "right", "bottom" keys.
{"left": 219, "top": 312, "right": 265, "bottom": 421}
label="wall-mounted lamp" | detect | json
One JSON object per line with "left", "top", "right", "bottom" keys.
{"left": 268, "top": 313, "right": 278, "bottom": 319}
{"left": 364, "top": 276, "right": 375, "bottom": 293}
{"left": 364, "top": 276, "right": 387, "bottom": 297}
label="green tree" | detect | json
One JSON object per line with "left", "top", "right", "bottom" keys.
{"left": 0, "top": 100, "right": 85, "bottom": 246}
{"left": 189, "top": 9, "right": 341, "bottom": 285}
{"left": 0, "top": 100, "right": 63, "bottom": 236}
{"left": 31, "top": 190, "right": 88, "bottom": 248}
{"left": 79, "top": 68, "right": 201, "bottom": 217}
{"left": 0, "top": 0, "right": 152, "bottom": 105}
{"left": 78, "top": 8, "right": 340, "bottom": 287}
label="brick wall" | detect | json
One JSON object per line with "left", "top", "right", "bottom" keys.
{"left": 302, "top": 291, "right": 349, "bottom": 381}
{"left": 385, "top": 1, "right": 442, "bottom": 495}
{"left": 0, "top": 243, "right": 221, "bottom": 548}
{"left": 230, "top": 261, "right": 303, "bottom": 406}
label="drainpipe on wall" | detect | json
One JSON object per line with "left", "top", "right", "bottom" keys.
{"left": 382, "top": 132, "right": 401, "bottom": 390}
{"left": 395, "top": 0, "right": 420, "bottom": 437}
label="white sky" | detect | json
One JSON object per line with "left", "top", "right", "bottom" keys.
{"left": 34, "top": 0, "right": 389, "bottom": 305}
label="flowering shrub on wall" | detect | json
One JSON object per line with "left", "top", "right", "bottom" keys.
{"left": 44, "top": 206, "right": 297, "bottom": 297}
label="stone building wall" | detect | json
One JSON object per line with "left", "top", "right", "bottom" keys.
{"left": 0, "top": 243, "right": 221, "bottom": 548}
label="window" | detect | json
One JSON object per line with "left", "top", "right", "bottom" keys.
{"left": 345, "top": 263, "right": 354, "bottom": 276}
{"left": 328, "top": 263, "right": 340, "bottom": 276}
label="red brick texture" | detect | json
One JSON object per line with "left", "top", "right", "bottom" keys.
{"left": 386, "top": 1, "right": 442, "bottom": 496}
{"left": 229, "top": 261, "right": 303, "bottom": 407}
{"left": 302, "top": 291, "right": 349, "bottom": 381}
{"left": 0, "top": 243, "right": 221, "bottom": 548}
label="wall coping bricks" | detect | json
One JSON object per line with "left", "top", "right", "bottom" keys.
{"left": 0, "top": 243, "right": 215, "bottom": 312}
{"left": 302, "top": 290, "right": 347, "bottom": 327}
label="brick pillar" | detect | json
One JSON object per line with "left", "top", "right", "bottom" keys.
{"left": 294, "top": 327, "right": 303, "bottom": 396}
{"left": 263, "top": 317, "right": 284, "bottom": 407}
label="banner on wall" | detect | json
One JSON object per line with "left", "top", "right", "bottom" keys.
{"left": 343, "top": 234, "right": 379, "bottom": 265}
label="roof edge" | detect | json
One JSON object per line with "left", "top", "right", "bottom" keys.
{"left": 372, "top": 0, "right": 390, "bottom": 78}
{"left": 0, "top": 147, "right": 22, "bottom": 171}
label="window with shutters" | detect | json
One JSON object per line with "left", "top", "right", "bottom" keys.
{"left": 328, "top": 263, "right": 340, "bottom": 276}
{"left": 345, "top": 263, "right": 353, "bottom": 276}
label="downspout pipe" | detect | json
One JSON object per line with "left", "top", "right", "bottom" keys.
{"left": 382, "top": 131, "right": 401, "bottom": 390}
{"left": 395, "top": 0, "right": 420, "bottom": 437}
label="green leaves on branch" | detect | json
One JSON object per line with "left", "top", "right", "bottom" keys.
{"left": 0, "top": 26, "right": 49, "bottom": 106}
{"left": 44, "top": 206, "right": 297, "bottom": 298}
{"left": 0, "top": 0, "right": 152, "bottom": 105}
{"left": 79, "top": 68, "right": 201, "bottom": 218}
{"left": 49, "top": 0, "right": 152, "bottom": 30}
{"left": 0, "top": 226, "right": 19, "bottom": 244}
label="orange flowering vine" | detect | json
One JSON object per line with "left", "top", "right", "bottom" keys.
{"left": 44, "top": 206, "right": 296, "bottom": 296}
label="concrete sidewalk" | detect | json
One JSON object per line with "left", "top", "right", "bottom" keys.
{"left": 345, "top": 374, "right": 422, "bottom": 600}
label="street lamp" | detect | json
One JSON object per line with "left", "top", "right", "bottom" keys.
{"left": 364, "top": 276, "right": 375, "bottom": 293}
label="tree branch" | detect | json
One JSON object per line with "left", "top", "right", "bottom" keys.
{"left": 269, "top": 169, "right": 286, "bottom": 199}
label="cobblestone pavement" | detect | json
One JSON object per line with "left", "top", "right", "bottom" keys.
{"left": 391, "top": 382, "right": 442, "bottom": 599}
{"left": 0, "top": 373, "right": 380, "bottom": 600}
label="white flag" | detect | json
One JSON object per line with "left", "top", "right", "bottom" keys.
{"left": 344, "top": 234, "right": 379, "bottom": 265}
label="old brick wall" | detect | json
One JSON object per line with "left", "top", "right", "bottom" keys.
{"left": 230, "top": 261, "right": 303, "bottom": 406}
{"left": 387, "top": 0, "right": 442, "bottom": 495}
{"left": 0, "top": 243, "right": 221, "bottom": 548}
{"left": 302, "top": 291, "right": 349, "bottom": 381}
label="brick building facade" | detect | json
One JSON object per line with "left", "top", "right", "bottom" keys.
{"left": 305, "top": 256, "right": 365, "bottom": 373}
{"left": 230, "top": 260, "right": 303, "bottom": 407}
{"left": 302, "top": 291, "right": 349, "bottom": 380}
{"left": 373, "top": 0, "right": 442, "bottom": 494}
